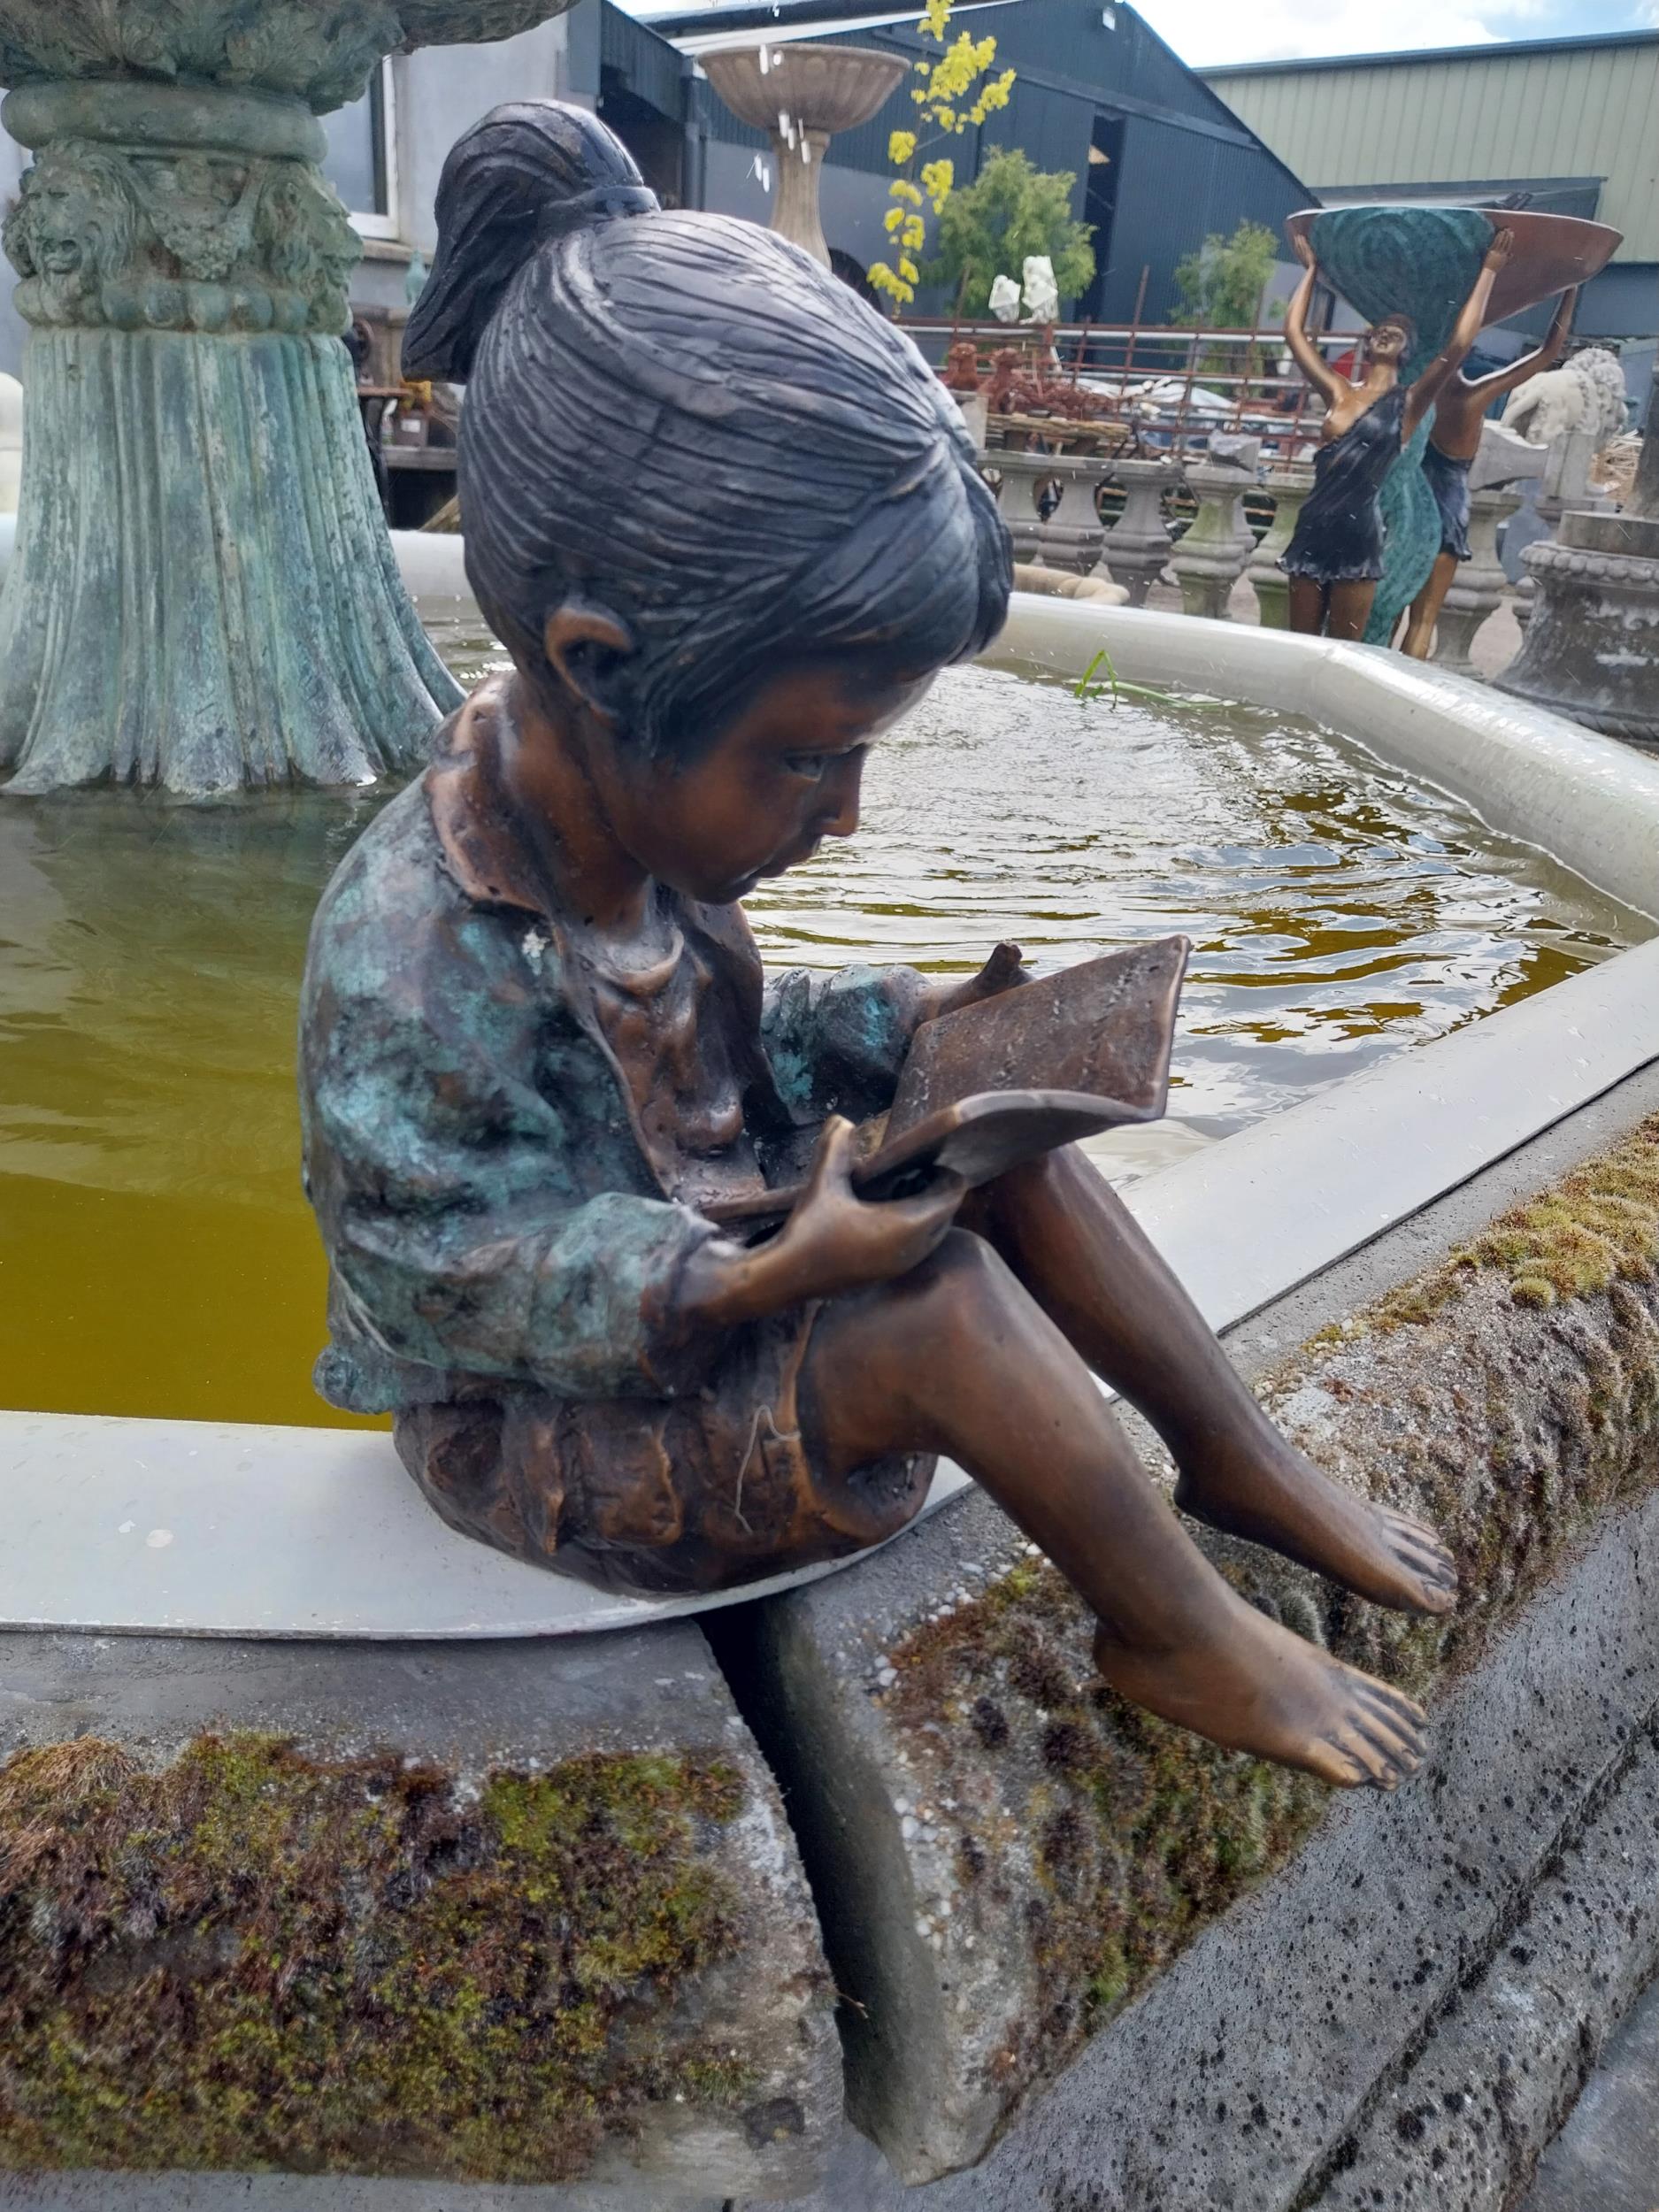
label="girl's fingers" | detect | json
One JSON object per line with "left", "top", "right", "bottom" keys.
{"left": 883, "top": 1171, "right": 967, "bottom": 1238}
{"left": 806, "top": 1115, "right": 856, "bottom": 1196}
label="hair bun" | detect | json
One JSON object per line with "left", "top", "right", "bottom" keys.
{"left": 403, "top": 102, "right": 657, "bottom": 382}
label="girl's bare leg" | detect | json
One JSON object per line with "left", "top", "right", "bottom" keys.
{"left": 1286, "top": 576, "right": 1326, "bottom": 634}
{"left": 966, "top": 1150, "right": 1456, "bottom": 1617}
{"left": 1400, "top": 551, "right": 1456, "bottom": 659}
{"left": 803, "top": 1232, "right": 1426, "bottom": 1789}
{"left": 1325, "top": 579, "right": 1378, "bottom": 641}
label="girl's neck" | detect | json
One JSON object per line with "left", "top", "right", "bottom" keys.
{"left": 501, "top": 674, "right": 654, "bottom": 937}
{"left": 1358, "top": 361, "right": 1399, "bottom": 399}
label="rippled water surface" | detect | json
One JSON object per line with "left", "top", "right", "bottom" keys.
{"left": 0, "top": 648, "right": 1643, "bottom": 1425}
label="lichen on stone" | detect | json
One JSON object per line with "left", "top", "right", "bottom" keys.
{"left": 0, "top": 1731, "right": 750, "bottom": 2183}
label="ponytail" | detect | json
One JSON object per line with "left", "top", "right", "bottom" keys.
{"left": 413, "top": 99, "right": 1011, "bottom": 755}
{"left": 403, "top": 103, "right": 657, "bottom": 382}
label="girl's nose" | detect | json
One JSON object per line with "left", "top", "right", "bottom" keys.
{"left": 820, "top": 753, "right": 864, "bottom": 840}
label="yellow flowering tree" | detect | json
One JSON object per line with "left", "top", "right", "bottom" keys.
{"left": 867, "top": 0, "right": 1017, "bottom": 311}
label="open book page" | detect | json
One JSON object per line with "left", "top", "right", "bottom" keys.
{"left": 703, "top": 936, "right": 1189, "bottom": 1230}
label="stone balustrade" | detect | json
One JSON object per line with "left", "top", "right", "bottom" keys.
{"left": 1433, "top": 485, "right": 1523, "bottom": 680}
{"left": 986, "top": 449, "right": 1108, "bottom": 576}
{"left": 1170, "top": 458, "right": 1256, "bottom": 620}
{"left": 1248, "top": 464, "right": 1316, "bottom": 628}
{"left": 1094, "top": 453, "right": 1175, "bottom": 606}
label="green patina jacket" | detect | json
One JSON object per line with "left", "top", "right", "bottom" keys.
{"left": 299, "top": 682, "right": 929, "bottom": 1414}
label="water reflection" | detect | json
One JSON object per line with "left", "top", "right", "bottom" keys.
{"left": 0, "top": 649, "right": 1643, "bottom": 1425}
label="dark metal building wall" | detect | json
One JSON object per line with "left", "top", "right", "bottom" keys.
{"left": 610, "top": 0, "right": 1315, "bottom": 319}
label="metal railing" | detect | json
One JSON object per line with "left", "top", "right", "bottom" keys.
{"left": 908, "top": 315, "right": 1361, "bottom": 466}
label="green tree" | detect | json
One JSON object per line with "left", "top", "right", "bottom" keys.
{"left": 922, "top": 149, "right": 1094, "bottom": 318}
{"left": 1171, "top": 219, "right": 1278, "bottom": 329}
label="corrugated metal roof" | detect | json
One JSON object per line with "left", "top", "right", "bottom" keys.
{"left": 1202, "top": 28, "right": 1658, "bottom": 76}
{"left": 1202, "top": 35, "right": 1658, "bottom": 263}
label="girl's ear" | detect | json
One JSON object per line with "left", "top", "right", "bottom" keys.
{"left": 542, "top": 600, "right": 636, "bottom": 726}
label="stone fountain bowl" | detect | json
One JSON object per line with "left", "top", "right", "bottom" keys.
{"left": 1287, "top": 205, "right": 1622, "bottom": 333}
{"left": 702, "top": 41, "right": 909, "bottom": 135}
{"left": 0, "top": 0, "right": 579, "bottom": 111}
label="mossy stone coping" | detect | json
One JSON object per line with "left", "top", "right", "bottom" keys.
{"left": 0, "top": 1732, "right": 756, "bottom": 2184}
{"left": 853, "top": 1113, "right": 1659, "bottom": 2159}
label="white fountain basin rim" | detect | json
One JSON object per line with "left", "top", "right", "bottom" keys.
{"left": 4, "top": 591, "right": 1659, "bottom": 1640}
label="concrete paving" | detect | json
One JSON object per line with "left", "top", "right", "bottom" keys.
{"left": 1517, "top": 1975, "right": 1659, "bottom": 2212}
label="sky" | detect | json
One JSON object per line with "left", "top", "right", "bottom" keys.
{"left": 630, "top": 0, "right": 1658, "bottom": 70}
{"left": 1133, "top": 0, "right": 1656, "bottom": 68}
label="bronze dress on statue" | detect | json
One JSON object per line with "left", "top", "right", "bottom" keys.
{"left": 1281, "top": 387, "right": 1407, "bottom": 585}
{"left": 300, "top": 684, "right": 935, "bottom": 1598}
{"left": 1421, "top": 440, "right": 1472, "bottom": 561}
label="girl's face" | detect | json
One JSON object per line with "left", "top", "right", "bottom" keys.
{"left": 1366, "top": 318, "right": 1410, "bottom": 367}
{"left": 604, "top": 658, "right": 936, "bottom": 906}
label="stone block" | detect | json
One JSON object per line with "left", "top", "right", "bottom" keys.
{"left": 0, "top": 1628, "right": 839, "bottom": 2202}
{"left": 725, "top": 1101, "right": 1659, "bottom": 2193}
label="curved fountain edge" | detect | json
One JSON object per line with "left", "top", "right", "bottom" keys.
{"left": 1, "top": 589, "right": 1658, "bottom": 1638}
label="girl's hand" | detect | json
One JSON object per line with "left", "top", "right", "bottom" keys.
{"left": 1292, "top": 233, "right": 1315, "bottom": 270}
{"left": 1484, "top": 227, "right": 1515, "bottom": 272}
{"left": 761, "top": 1118, "right": 964, "bottom": 1303}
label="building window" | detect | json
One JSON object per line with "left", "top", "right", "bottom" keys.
{"left": 320, "top": 61, "right": 399, "bottom": 240}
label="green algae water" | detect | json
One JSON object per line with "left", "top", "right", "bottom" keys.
{"left": 0, "top": 654, "right": 1645, "bottom": 1426}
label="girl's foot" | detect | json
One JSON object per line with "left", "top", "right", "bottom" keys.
{"left": 1173, "top": 1432, "right": 1457, "bottom": 1618}
{"left": 1093, "top": 1591, "right": 1427, "bottom": 1790}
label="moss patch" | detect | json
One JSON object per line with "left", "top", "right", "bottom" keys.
{"left": 888, "top": 1556, "right": 1325, "bottom": 2085}
{"left": 0, "top": 1732, "right": 749, "bottom": 2183}
{"left": 1371, "top": 1116, "right": 1659, "bottom": 1329}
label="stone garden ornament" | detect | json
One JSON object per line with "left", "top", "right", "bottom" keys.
{"left": 303, "top": 100, "right": 1459, "bottom": 1793}
{"left": 0, "top": 0, "right": 576, "bottom": 796}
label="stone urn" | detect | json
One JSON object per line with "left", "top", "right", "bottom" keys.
{"left": 1432, "top": 485, "right": 1522, "bottom": 680}
{"left": 1496, "top": 502, "right": 1659, "bottom": 747}
{"left": 0, "top": 0, "right": 577, "bottom": 796}
{"left": 1171, "top": 460, "right": 1256, "bottom": 622}
{"left": 1247, "top": 465, "right": 1315, "bottom": 629}
{"left": 701, "top": 42, "right": 906, "bottom": 269}
{"left": 1098, "top": 455, "right": 1174, "bottom": 607}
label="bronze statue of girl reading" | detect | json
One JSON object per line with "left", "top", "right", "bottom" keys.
{"left": 301, "top": 103, "right": 1454, "bottom": 1790}
{"left": 1281, "top": 227, "right": 1514, "bottom": 639}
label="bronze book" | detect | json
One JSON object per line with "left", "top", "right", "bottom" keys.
{"left": 705, "top": 934, "right": 1189, "bottom": 1229}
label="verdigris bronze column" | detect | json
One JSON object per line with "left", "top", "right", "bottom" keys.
{"left": 0, "top": 3, "right": 572, "bottom": 796}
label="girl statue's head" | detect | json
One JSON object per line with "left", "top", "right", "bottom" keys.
{"left": 1364, "top": 312, "right": 1417, "bottom": 370}
{"left": 405, "top": 100, "right": 1010, "bottom": 771}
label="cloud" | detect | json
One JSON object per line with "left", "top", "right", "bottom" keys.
{"left": 1134, "top": 0, "right": 1570, "bottom": 66}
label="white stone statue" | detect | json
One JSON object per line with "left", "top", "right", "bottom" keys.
{"left": 987, "top": 273, "right": 1021, "bottom": 323}
{"left": 1502, "top": 346, "right": 1628, "bottom": 451}
{"left": 1021, "top": 255, "right": 1058, "bottom": 323}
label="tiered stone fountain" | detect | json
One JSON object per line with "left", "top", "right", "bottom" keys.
{"left": 0, "top": 1, "right": 574, "bottom": 796}
{"left": 701, "top": 41, "right": 906, "bottom": 270}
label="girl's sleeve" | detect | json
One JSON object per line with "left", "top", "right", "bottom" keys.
{"left": 760, "top": 963, "right": 933, "bottom": 1124}
{"left": 302, "top": 938, "right": 724, "bottom": 1402}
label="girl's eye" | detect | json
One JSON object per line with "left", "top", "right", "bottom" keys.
{"left": 784, "top": 753, "right": 829, "bottom": 780}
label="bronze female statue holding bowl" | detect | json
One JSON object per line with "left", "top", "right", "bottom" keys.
{"left": 301, "top": 102, "right": 1455, "bottom": 1789}
{"left": 1398, "top": 286, "right": 1577, "bottom": 659}
{"left": 1281, "top": 227, "right": 1513, "bottom": 640}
